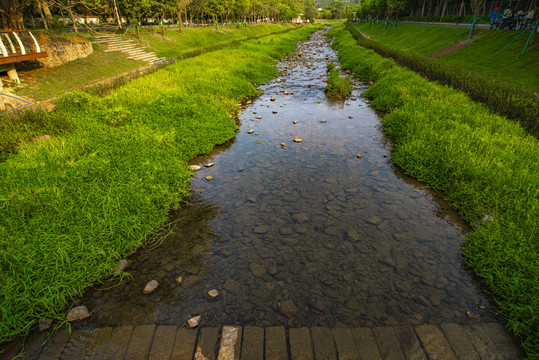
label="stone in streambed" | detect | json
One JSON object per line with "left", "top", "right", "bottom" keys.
{"left": 250, "top": 263, "right": 266, "bottom": 277}
{"left": 280, "top": 299, "right": 299, "bottom": 318}
{"left": 309, "top": 296, "right": 328, "bottom": 312}
{"left": 143, "top": 280, "right": 158, "bottom": 294}
{"left": 67, "top": 306, "right": 90, "bottom": 322}
{"left": 247, "top": 129, "right": 254, "bottom": 134}
{"left": 293, "top": 138, "right": 303, "bottom": 143}
{"left": 205, "top": 176, "right": 214, "bottom": 181}
{"left": 205, "top": 163, "right": 214, "bottom": 168}
{"left": 188, "top": 165, "right": 201, "bottom": 171}
{"left": 113, "top": 259, "right": 128, "bottom": 274}
{"left": 207, "top": 289, "right": 219, "bottom": 299}
{"left": 187, "top": 315, "right": 201, "bottom": 328}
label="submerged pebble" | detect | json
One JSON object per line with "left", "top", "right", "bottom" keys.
{"left": 188, "top": 165, "right": 201, "bottom": 171}
{"left": 143, "top": 280, "right": 158, "bottom": 294}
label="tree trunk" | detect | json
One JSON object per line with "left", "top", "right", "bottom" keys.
{"left": 421, "top": 0, "right": 426, "bottom": 17}
{"left": 459, "top": 0, "right": 465, "bottom": 16}
{"left": 178, "top": 7, "right": 183, "bottom": 33}
{"left": 0, "top": 0, "right": 25, "bottom": 30}
{"left": 66, "top": 5, "right": 78, "bottom": 32}
{"left": 37, "top": 1, "right": 49, "bottom": 29}
{"left": 440, "top": 0, "right": 447, "bottom": 19}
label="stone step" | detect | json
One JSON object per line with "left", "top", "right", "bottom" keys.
{"left": 26, "top": 323, "right": 523, "bottom": 360}
{"left": 129, "top": 54, "right": 158, "bottom": 61}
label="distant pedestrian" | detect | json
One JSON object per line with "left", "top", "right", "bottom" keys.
{"left": 501, "top": 8, "right": 512, "bottom": 29}
{"left": 524, "top": 8, "right": 535, "bottom": 28}
{"left": 516, "top": 9, "right": 526, "bottom": 29}
{"left": 490, "top": 7, "right": 500, "bottom": 29}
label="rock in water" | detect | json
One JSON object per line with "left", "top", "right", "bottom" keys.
{"left": 113, "top": 259, "right": 128, "bottom": 274}
{"left": 205, "top": 176, "right": 214, "bottom": 181}
{"left": 280, "top": 300, "right": 299, "bottom": 318}
{"left": 175, "top": 276, "right": 183, "bottom": 284}
{"left": 67, "top": 306, "right": 90, "bottom": 322}
{"left": 247, "top": 129, "right": 254, "bottom": 134}
{"left": 187, "top": 315, "right": 201, "bottom": 328}
{"left": 143, "top": 280, "right": 158, "bottom": 294}
{"left": 293, "top": 138, "right": 303, "bottom": 143}
{"left": 39, "top": 318, "right": 53, "bottom": 331}
{"left": 205, "top": 163, "right": 215, "bottom": 168}
{"left": 250, "top": 263, "right": 266, "bottom": 277}
{"left": 188, "top": 165, "right": 201, "bottom": 171}
{"left": 207, "top": 289, "right": 219, "bottom": 299}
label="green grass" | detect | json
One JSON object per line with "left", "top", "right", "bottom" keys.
{"left": 133, "top": 23, "right": 297, "bottom": 59}
{"left": 0, "top": 25, "right": 320, "bottom": 348}
{"left": 325, "top": 62, "right": 352, "bottom": 99}
{"left": 15, "top": 46, "right": 143, "bottom": 101}
{"left": 13, "top": 24, "right": 299, "bottom": 102}
{"left": 328, "top": 25, "right": 539, "bottom": 357}
{"left": 353, "top": 22, "right": 539, "bottom": 91}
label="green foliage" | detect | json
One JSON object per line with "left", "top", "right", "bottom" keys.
{"left": 0, "top": 25, "right": 319, "bottom": 345}
{"left": 325, "top": 62, "right": 352, "bottom": 98}
{"left": 329, "top": 25, "right": 539, "bottom": 357}
{"left": 345, "top": 23, "right": 539, "bottom": 137}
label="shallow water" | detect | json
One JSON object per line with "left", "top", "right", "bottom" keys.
{"left": 78, "top": 31, "right": 495, "bottom": 330}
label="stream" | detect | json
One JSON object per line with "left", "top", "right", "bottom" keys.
{"left": 76, "top": 30, "right": 496, "bottom": 331}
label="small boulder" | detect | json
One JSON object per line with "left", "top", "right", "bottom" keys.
{"left": 188, "top": 165, "right": 202, "bottom": 171}
{"left": 187, "top": 315, "right": 201, "bottom": 328}
{"left": 207, "top": 289, "right": 219, "bottom": 299}
{"left": 280, "top": 300, "right": 299, "bottom": 318}
{"left": 113, "top": 259, "right": 128, "bottom": 275}
{"left": 205, "top": 176, "right": 214, "bottom": 181}
{"left": 67, "top": 306, "right": 89, "bottom": 322}
{"left": 143, "top": 280, "right": 159, "bottom": 294}
{"left": 205, "top": 163, "right": 215, "bottom": 168}
{"left": 293, "top": 138, "right": 303, "bottom": 143}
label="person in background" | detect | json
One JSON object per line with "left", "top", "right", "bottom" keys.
{"left": 516, "top": 9, "right": 526, "bottom": 29}
{"left": 524, "top": 8, "right": 535, "bottom": 28}
{"left": 490, "top": 7, "right": 500, "bottom": 29}
{"left": 501, "top": 8, "right": 512, "bottom": 29}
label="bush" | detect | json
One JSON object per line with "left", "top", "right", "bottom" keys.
{"left": 325, "top": 62, "right": 352, "bottom": 99}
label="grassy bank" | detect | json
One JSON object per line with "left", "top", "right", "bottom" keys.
{"left": 0, "top": 25, "right": 319, "bottom": 347}
{"left": 353, "top": 22, "right": 539, "bottom": 91}
{"left": 328, "top": 25, "right": 538, "bottom": 357}
{"left": 14, "top": 24, "right": 297, "bottom": 102}
{"left": 347, "top": 23, "right": 539, "bottom": 137}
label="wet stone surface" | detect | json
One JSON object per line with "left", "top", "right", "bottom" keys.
{"left": 76, "top": 31, "right": 495, "bottom": 330}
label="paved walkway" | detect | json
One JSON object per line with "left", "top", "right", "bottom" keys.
{"left": 12, "top": 322, "right": 523, "bottom": 360}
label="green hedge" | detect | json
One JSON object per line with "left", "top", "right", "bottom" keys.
{"left": 328, "top": 25, "right": 539, "bottom": 357}
{"left": 345, "top": 23, "right": 539, "bottom": 138}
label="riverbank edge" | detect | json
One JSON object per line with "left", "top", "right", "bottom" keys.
{"left": 326, "top": 26, "right": 538, "bottom": 357}
{"left": 0, "top": 25, "right": 321, "bottom": 350}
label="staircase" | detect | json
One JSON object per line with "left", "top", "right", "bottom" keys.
{"left": 91, "top": 35, "right": 167, "bottom": 65}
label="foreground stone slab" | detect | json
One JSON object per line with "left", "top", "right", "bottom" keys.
{"left": 218, "top": 325, "right": 242, "bottom": 360}
{"left": 311, "top": 327, "right": 336, "bottom": 360}
{"left": 373, "top": 326, "right": 404, "bottom": 360}
{"left": 241, "top": 326, "right": 264, "bottom": 360}
{"left": 195, "top": 327, "right": 219, "bottom": 360}
{"left": 414, "top": 325, "right": 457, "bottom": 360}
{"left": 289, "top": 327, "right": 314, "bottom": 360}
{"left": 393, "top": 326, "right": 427, "bottom": 360}
{"left": 101, "top": 326, "right": 133, "bottom": 360}
{"left": 125, "top": 324, "right": 156, "bottom": 360}
{"left": 439, "top": 323, "right": 480, "bottom": 360}
{"left": 351, "top": 327, "right": 382, "bottom": 360}
{"left": 332, "top": 328, "right": 360, "bottom": 360}
{"left": 171, "top": 328, "right": 198, "bottom": 360}
{"left": 38, "top": 328, "right": 71, "bottom": 360}
{"left": 149, "top": 325, "right": 178, "bottom": 360}
{"left": 265, "top": 326, "right": 288, "bottom": 360}
{"left": 84, "top": 326, "right": 113, "bottom": 360}
{"left": 60, "top": 329, "right": 94, "bottom": 359}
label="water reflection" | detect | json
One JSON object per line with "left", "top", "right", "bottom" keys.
{"left": 78, "top": 30, "right": 494, "bottom": 330}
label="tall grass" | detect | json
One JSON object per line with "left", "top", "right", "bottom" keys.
{"left": 0, "top": 25, "right": 319, "bottom": 347}
{"left": 325, "top": 62, "right": 352, "bottom": 99}
{"left": 328, "top": 25, "right": 539, "bottom": 357}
